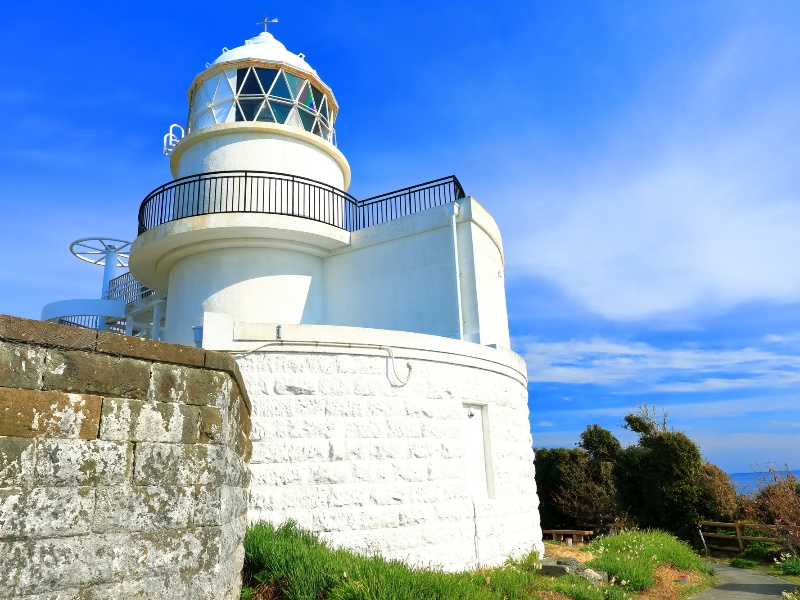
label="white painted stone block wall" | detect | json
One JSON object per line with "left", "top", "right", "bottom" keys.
{"left": 235, "top": 326, "right": 543, "bottom": 570}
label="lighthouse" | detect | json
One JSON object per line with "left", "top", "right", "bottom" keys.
{"left": 82, "top": 24, "right": 543, "bottom": 569}
{"left": 130, "top": 26, "right": 351, "bottom": 346}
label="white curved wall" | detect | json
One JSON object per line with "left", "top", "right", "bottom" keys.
{"left": 164, "top": 247, "right": 324, "bottom": 345}
{"left": 174, "top": 131, "right": 346, "bottom": 190}
{"left": 232, "top": 325, "right": 543, "bottom": 570}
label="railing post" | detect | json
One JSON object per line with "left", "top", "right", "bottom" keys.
{"left": 735, "top": 521, "right": 744, "bottom": 550}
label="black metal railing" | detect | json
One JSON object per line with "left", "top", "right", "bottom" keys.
{"left": 137, "top": 171, "right": 465, "bottom": 235}
{"left": 356, "top": 176, "right": 465, "bottom": 229}
{"left": 57, "top": 315, "right": 101, "bottom": 330}
{"left": 106, "top": 271, "right": 156, "bottom": 305}
{"left": 138, "top": 170, "right": 359, "bottom": 235}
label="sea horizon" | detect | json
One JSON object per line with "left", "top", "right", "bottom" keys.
{"left": 727, "top": 469, "right": 799, "bottom": 495}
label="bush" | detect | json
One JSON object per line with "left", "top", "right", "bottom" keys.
{"left": 730, "top": 558, "right": 758, "bottom": 569}
{"left": 615, "top": 406, "right": 709, "bottom": 540}
{"left": 745, "top": 467, "right": 800, "bottom": 552}
{"left": 742, "top": 541, "right": 779, "bottom": 562}
{"left": 775, "top": 552, "right": 800, "bottom": 576}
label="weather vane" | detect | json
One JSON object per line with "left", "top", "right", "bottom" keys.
{"left": 257, "top": 13, "right": 278, "bottom": 32}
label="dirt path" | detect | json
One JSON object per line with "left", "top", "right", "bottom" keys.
{"left": 690, "top": 563, "right": 798, "bottom": 599}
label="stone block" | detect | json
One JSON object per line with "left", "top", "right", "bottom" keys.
{"left": 133, "top": 442, "right": 224, "bottom": 487}
{"left": 0, "top": 389, "right": 101, "bottom": 439}
{"left": 199, "top": 406, "right": 223, "bottom": 443}
{"left": 79, "top": 584, "right": 124, "bottom": 599}
{"left": 93, "top": 485, "right": 193, "bottom": 533}
{"left": 0, "top": 314, "right": 96, "bottom": 350}
{"left": 274, "top": 374, "right": 318, "bottom": 395}
{"left": 32, "top": 439, "right": 130, "bottom": 486}
{"left": 121, "top": 575, "right": 187, "bottom": 599}
{"left": 43, "top": 350, "right": 150, "bottom": 399}
{"left": 0, "top": 437, "right": 34, "bottom": 487}
{"left": 151, "top": 364, "right": 229, "bottom": 407}
{"left": 203, "top": 349, "right": 237, "bottom": 374}
{"left": 126, "top": 527, "right": 217, "bottom": 577}
{"left": 99, "top": 397, "right": 200, "bottom": 443}
{"left": 96, "top": 330, "right": 205, "bottom": 366}
{"left": 1, "top": 487, "right": 94, "bottom": 539}
{"left": 0, "top": 340, "right": 45, "bottom": 390}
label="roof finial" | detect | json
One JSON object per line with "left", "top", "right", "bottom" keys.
{"left": 257, "top": 13, "right": 278, "bottom": 33}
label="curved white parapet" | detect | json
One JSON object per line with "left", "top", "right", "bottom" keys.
{"left": 170, "top": 122, "right": 350, "bottom": 191}
{"left": 225, "top": 323, "right": 543, "bottom": 570}
{"left": 41, "top": 299, "right": 127, "bottom": 322}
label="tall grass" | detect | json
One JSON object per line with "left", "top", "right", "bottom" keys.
{"left": 586, "top": 529, "right": 712, "bottom": 591}
{"left": 242, "top": 521, "right": 710, "bottom": 599}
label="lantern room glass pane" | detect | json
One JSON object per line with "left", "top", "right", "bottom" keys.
{"left": 312, "top": 120, "right": 322, "bottom": 136}
{"left": 268, "top": 72, "right": 293, "bottom": 100}
{"left": 285, "top": 106, "right": 303, "bottom": 129}
{"left": 237, "top": 99, "right": 263, "bottom": 121}
{"left": 256, "top": 102, "right": 275, "bottom": 122}
{"left": 238, "top": 67, "right": 263, "bottom": 95}
{"left": 311, "top": 86, "right": 324, "bottom": 110}
{"left": 269, "top": 100, "right": 293, "bottom": 124}
{"left": 298, "top": 108, "right": 316, "bottom": 131}
{"left": 196, "top": 109, "right": 215, "bottom": 129}
{"left": 284, "top": 72, "right": 305, "bottom": 100}
{"left": 298, "top": 85, "right": 315, "bottom": 111}
{"left": 215, "top": 72, "right": 235, "bottom": 102}
{"left": 212, "top": 101, "right": 234, "bottom": 124}
{"left": 319, "top": 98, "right": 329, "bottom": 122}
{"left": 256, "top": 68, "right": 279, "bottom": 94}
{"left": 199, "top": 75, "right": 219, "bottom": 107}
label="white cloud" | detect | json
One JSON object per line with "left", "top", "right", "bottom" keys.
{"left": 500, "top": 25, "right": 800, "bottom": 322}
{"left": 515, "top": 336, "right": 800, "bottom": 390}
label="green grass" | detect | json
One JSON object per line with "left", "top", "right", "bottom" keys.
{"left": 775, "top": 553, "right": 800, "bottom": 577}
{"left": 241, "top": 521, "right": 712, "bottom": 600}
{"left": 585, "top": 530, "right": 713, "bottom": 592}
{"left": 730, "top": 558, "right": 759, "bottom": 569}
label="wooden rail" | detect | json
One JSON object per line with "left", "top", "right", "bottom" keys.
{"left": 698, "top": 521, "right": 784, "bottom": 552}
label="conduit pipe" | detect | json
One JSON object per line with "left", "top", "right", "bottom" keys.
{"left": 448, "top": 202, "right": 464, "bottom": 340}
{"left": 236, "top": 333, "right": 413, "bottom": 386}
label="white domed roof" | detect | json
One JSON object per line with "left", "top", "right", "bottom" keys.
{"left": 211, "top": 32, "right": 315, "bottom": 73}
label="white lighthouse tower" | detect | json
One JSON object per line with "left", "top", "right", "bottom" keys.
{"left": 131, "top": 25, "right": 351, "bottom": 345}
{"left": 124, "top": 23, "right": 543, "bottom": 570}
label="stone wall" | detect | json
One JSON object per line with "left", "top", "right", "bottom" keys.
{"left": 234, "top": 324, "right": 543, "bottom": 570}
{"left": 0, "top": 315, "right": 252, "bottom": 599}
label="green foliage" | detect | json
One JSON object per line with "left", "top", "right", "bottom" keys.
{"left": 534, "top": 443, "right": 617, "bottom": 528}
{"left": 579, "top": 425, "right": 622, "bottom": 462}
{"left": 745, "top": 467, "right": 800, "bottom": 551}
{"left": 730, "top": 558, "right": 758, "bottom": 569}
{"left": 586, "top": 530, "right": 711, "bottom": 592}
{"left": 775, "top": 553, "right": 800, "bottom": 576}
{"left": 742, "top": 541, "right": 778, "bottom": 562}
{"left": 242, "top": 522, "right": 702, "bottom": 599}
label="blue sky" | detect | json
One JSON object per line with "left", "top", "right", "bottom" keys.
{"left": 1, "top": 2, "right": 799, "bottom": 472}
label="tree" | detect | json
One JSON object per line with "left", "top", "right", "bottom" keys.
{"left": 615, "top": 405, "right": 711, "bottom": 539}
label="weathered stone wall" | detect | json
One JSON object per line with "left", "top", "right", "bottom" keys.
{"left": 0, "top": 315, "right": 252, "bottom": 599}
{"left": 235, "top": 325, "right": 543, "bottom": 570}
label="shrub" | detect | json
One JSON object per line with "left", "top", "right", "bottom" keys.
{"left": 775, "top": 552, "right": 800, "bottom": 576}
{"left": 745, "top": 466, "right": 800, "bottom": 552}
{"left": 730, "top": 558, "right": 758, "bottom": 569}
{"left": 612, "top": 404, "right": 737, "bottom": 540}
{"left": 742, "top": 541, "right": 779, "bottom": 562}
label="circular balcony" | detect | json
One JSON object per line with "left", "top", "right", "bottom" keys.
{"left": 137, "top": 171, "right": 465, "bottom": 236}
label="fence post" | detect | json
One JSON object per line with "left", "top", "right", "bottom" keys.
{"left": 735, "top": 521, "right": 744, "bottom": 550}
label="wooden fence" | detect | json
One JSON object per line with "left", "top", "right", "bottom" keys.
{"left": 698, "top": 521, "right": 784, "bottom": 552}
